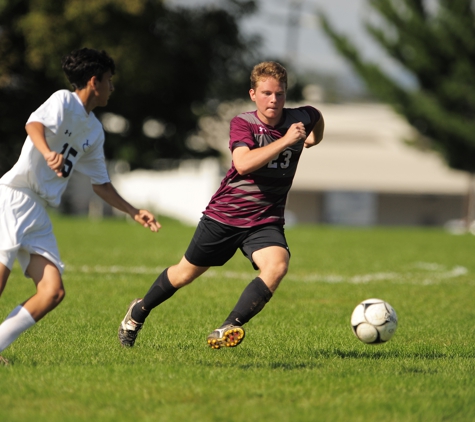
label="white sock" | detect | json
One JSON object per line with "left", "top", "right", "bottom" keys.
{"left": 0, "top": 306, "right": 36, "bottom": 353}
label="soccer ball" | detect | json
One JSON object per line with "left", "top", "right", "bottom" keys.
{"left": 351, "top": 298, "right": 398, "bottom": 344}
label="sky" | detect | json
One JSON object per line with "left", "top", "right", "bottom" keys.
{"left": 164, "top": 0, "right": 405, "bottom": 87}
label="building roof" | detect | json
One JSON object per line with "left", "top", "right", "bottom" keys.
{"left": 293, "top": 103, "right": 468, "bottom": 194}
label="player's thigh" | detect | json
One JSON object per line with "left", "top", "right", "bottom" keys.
{"left": 27, "top": 254, "right": 64, "bottom": 295}
{"left": 0, "top": 263, "right": 11, "bottom": 296}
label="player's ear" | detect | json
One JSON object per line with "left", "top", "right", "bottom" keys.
{"left": 249, "top": 89, "right": 256, "bottom": 101}
{"left": 88, "top": 76, "right": 98, "bottom": 89}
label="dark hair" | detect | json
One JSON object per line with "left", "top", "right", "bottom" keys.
{"left": 250, "top": 61, "right": 287, "bottom": 91}
{"left": 61, "top": 48, "right": 115, "bottom": 90}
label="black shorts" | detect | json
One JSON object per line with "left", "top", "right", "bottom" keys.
{"left": 184, "top": 215, "right": 290, "bottom": 270}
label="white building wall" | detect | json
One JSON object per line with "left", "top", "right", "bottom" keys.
{"left": 112, "top": 158, "right": 221, "bottom": 225}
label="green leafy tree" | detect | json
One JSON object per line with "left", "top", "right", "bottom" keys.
{"left": 0, "top": 0, "right": 259, "bottom": 175}
{"left": 318, "top": 0, "right": 475, "bottom": 223}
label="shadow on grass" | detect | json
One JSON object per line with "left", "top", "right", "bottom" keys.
{"left": 245, "top": 361, "right": 324, "bottom": 371}
{"left": 315, "top": 348, "right": 462, "bottom": 360}
{"left": 197, "top": 359, "right": 324, "bottom": 371}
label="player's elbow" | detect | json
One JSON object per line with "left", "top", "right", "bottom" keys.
{"left": 92, "top": 182, "right": 111, "bottom": 195}
{"left": 313, "top": 136, "right": 324, "bottom": 146}
{"left": 234, "top": 164, "right": 250, "bottom": 176}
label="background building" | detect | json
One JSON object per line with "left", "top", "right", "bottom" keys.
{"left": 288, "top": 103, "right": 467, "bottom": 226}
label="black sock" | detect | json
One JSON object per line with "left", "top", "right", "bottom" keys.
{"left": 131, "top": 268, "right": 177, "bottom": 323}
{"left": 222, "top": 277, "right": 273, "bottom": 327}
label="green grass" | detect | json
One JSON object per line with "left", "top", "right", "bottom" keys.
{"left": 1, "top": 214, "right": 475, "bottom": 421}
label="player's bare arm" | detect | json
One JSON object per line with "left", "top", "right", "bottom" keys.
{"left": 304, "top": 114, "right": 325, "bottom": 149}
{"left": 92, "top": 182, "right": 161, "bottom": 232}
{"left": 233, "top": 122, "right": 306, "bottom": 175}
{"left": 26, "top": 122, "right": 64, "bottom": 177}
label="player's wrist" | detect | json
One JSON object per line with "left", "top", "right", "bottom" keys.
{"left": 43, "top": 150, "right": 54, "bottom": 161}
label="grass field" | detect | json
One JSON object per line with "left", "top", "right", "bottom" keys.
{"left": 1, "top": 214, "right": 475, "bottom": 421}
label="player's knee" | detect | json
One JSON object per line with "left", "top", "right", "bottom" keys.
{"left": 260, "top": 261, "right": 288, "bottom": 290}
{"left": 40, "top": 284, "right": 66, "bottom": 306}
{"left": 168, "top": 261, "right": 207, "bottom": 288}
{"left": 273, "top": 260, "right": 289, "bottom": 279}
{"left": 49, "top": 286, "right": 65, "bottom": 307}
{"left": 55, "top": 286, "right": 66, "bottom": 304}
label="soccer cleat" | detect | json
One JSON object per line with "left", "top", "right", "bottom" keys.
{"left": 118, "top": 299, "right": 144, "bottom": 347}
{"left": 207, "top": 324, "right": 245, "bottom": 349}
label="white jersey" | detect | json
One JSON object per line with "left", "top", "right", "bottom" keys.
{"left": 0, "top": 90, "right": 110, "bottom": 207}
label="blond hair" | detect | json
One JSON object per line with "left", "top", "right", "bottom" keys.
{"left": 250, "top": 61, "right": 287, "bottom": 90}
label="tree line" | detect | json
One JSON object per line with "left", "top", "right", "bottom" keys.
{"left": 0, "top": 0, "right": 260, "bottom": 175}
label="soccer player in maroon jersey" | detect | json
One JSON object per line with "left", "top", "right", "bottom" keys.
{"left": 118, "top": 61, "right": 324, "bottom": 349}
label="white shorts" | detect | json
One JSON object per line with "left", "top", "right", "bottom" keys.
{"left": 0, "top": 185, "right": 64, "bottom": 277}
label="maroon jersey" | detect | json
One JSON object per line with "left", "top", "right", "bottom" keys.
{"left": 204, "top": 106, "right": 321, "bottom": 228}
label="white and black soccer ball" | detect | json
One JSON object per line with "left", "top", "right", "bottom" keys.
{"left": 351, "top": 298, "right": 398, "bottom": 344}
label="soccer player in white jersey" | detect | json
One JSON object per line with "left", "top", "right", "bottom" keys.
{"left": 118, "top": 61, "right": 324, "bottom": 349}
{"left": 0, "top": 48, "right": 160, "bottom": 365}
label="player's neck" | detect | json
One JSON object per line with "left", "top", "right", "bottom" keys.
{"left": 75, "top": 88, "right": 96, "bottom": 114}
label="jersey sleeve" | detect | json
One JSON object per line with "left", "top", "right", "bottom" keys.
{"left": 302, "top": 106, "right": 321, "bottom": 134}
{"left": 229, "top": 115, "right": 255, "bottom": 151}
{"left": 73, "top": 133, "right": 111, "bottom": 185}
{"left": 26, "top": 91, "right": 67, "bottom": 135}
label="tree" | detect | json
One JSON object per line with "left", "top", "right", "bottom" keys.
{"left": 318, "top": 0, "right": 475, "bottom": 225}
{"left": 0, "top": 0, "right": 259, "bottom": 175}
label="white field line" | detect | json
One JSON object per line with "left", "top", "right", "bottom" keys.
{"left": 66, "top": 262, "right": 469, "bottom": 285}
{"left": 70, "top": 265, "right": 165, "bottom": 275}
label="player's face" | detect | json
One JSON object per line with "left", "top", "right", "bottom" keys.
{"left": 95, "top": 70, "right": 114, "bottom": 107}
{"left": 249, "top": 77, "right": 286, "bottom": 126}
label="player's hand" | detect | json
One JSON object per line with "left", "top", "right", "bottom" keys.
{"left": 134, "top": 210, "right": 161, "bottom": 232}
{"left": 44, "top": 151, "right": 64, "bottom": 177}
{"left": 284, "top": 122, "right": 307, "bottom": 145}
